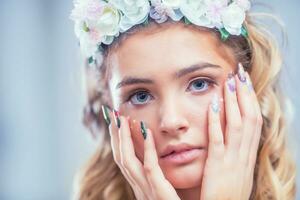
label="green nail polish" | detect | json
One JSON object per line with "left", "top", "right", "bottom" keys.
{"left": 140, "top": 121, "right": 147, "bottom": 140}
{"left": 113, "top": 110, "right": 121, "bottom": 128}
{"left": 101, "top": 105, "right": 111, "bottom": 125}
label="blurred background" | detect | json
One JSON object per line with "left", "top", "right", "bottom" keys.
{"left": 0, "top": 0, "right": 299, "bottom": 200}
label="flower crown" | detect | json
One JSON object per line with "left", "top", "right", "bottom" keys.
{"left": 70, "top": 0, "right": 251, "bottom": 67}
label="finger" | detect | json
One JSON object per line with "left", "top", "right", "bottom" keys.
{"left": 101, "top": 105, "right": 120, "bottom": 164}
{"left": 224, "top": 72, "right": 243, "bottom": 151}
{"left": 244, "top": 73, "right": 263, "bottom": 166}
{"left": 208, "top": 93, "right": 224, "bottom": 159}
{"left": 236, "top": 64, "right": 258, "bottom": 164}
{"left": 118, "top": 116, "right": 150, "bottom": 190}
{"left": 102, "top": 106, "right": 137, "bottom": 189}
{"left": 142, "top": 122, "right": 179, "bottom": 199}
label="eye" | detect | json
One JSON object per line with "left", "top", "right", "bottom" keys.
{"left": 187, "top": 78, "right": 215, "bottom": 93}
{"left": 127, "top": 90, "right": 153, "bottom": 105}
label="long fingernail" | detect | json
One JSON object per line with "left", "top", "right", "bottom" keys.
{"left": 113, "top": 109, "right": 121, "bottom": 129}
{"left": 101, "top": 105, "right": 111, "bottom": 125}
{"left": 237, "top": 63, "right": 247, "bottom": 83}
{"left": 227, "top": 72, "right": 236, "bottom": 92}
{"left": 211, "top": 93, "right": 220, "bottom": 113}
{"left": 246, "top": 72, "right": 254, "bottom": 91}
{"left": 140, "top": 121, "right": 147, "bottom": 140}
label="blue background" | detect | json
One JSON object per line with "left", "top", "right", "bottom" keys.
{"left": 0, "top": 1, "right": 299, "bottom": 199}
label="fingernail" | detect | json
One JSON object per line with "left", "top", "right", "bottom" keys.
{"left": 246, "top": 72, "right": 254, "bottom": 91}
{"left": 237, "top": 63, "right": 247, "bottom": 83}
{"left": 101, "top": 105, "right": 111, "bottom": 125}
{"left": 227, "top": 72, "right": 236, "bottom": 92}
{"left": 113, "top": 109, "right": 121, "bottom": 129}
{"left": 140, "top": 121, "right": 147, "bottom": 140}
{"left": 211, "top": 93, "right": 220, "bottom": 113}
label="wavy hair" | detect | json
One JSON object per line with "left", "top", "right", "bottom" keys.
{"left": 71, "top": 11, "right": 296, "bottom": 200}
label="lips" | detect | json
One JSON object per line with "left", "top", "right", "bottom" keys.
{"left": 160, "top": 143, "right": 203, "bottom": 158}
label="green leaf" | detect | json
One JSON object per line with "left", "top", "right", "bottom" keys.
{"left": 241, "top": 25, "right": 249, "bottom": 38}
{"left": 83, "top": 22, "right": 89, "bottom": 32}
{"left": 88, "top": 56, "right": 94, "bottom": 64}
{"left": 184, "top": 17, "right": 191, "bottom": 25}
{"left": 98, "top": 45, "right": 104, "bottom": 52}
{"left": 143, "top": 17, "right": 149, "bottom": 26}
{"left": 220, "top": 28, "right": 230, "bottom": 41}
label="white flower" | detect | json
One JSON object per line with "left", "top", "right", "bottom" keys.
{"left": 180, "top": 0, "right": 213, "bottom": 27}
{"left": 88, "top": 4, "right": 120, "bottom": 37}
{"left": 162, "top": 0, "right": 182, "bottom": 9}
{"left": 71, "top": 1, "right": 121, "bottom": 57}
{"left": 111, "top": 0, "right": 150, "bottom": 32}
{"left": 71, "top": 1, "right": 121, "bottom": 37}
{"left": 79, "top": 32, "right": 99, "bottom": 57}
{"left": 221, "top": 3, "right": 245, "bottom": 35}
{"left": 70, "top": 0, "right": 250, "bottom": 64}
{"left": 205, "top": 0, "right": 227, "bottom": 28}
{"left": 70, "top": 0, "right": 106, "bottom": 21}
{"left": 234, "top": 0, "right": 251, "bottom": 11}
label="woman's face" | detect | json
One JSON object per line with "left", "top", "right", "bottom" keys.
{"left": 108, "top": 23, "right": 237, "bottom": 189}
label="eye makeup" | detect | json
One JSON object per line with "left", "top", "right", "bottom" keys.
{"left": 120, "top": 75, "right": 219, "bottom": 106}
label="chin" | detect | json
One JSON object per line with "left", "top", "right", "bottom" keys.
{"left": 160, "top": 158, "right": 205, "bottom": 189}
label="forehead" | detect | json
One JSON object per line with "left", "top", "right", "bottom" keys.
{"left": 109, "top": 23, "right": 236, "bottom": 82}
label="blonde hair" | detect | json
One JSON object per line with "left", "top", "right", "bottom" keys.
{"left": 72, "top": 12, "right": 297, "bottom": 200}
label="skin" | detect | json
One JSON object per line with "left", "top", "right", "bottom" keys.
{"left": 104, "top": 22, "right": 263, "bottom": 200}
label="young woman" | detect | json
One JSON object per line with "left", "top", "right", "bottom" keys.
{"left": 70, "top": 1, "right": 296, "bottom": 199}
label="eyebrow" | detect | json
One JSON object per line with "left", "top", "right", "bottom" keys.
{"left": 115, "top": 62, "right": 221, "bottom": 89}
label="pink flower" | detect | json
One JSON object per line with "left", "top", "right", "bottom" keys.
{"left": 150, "top": 2, "right": 171, "bottom": 23}
{"left": 88, "top": 28, "right": 102, "bottom": 43}
{"left": 85, "top": 0, "right": 105, "bottom": 20}
{"left": 206, "top": 0, "right": 227, "bottom": 28}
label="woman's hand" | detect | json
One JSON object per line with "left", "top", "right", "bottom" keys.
{"left": 200, "top": 65, "right": 263, "bottom": 200}
{"left": 102, "top": 106, "right": 181, "bottom": 200}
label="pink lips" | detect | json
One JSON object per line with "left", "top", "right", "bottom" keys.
{"left": 160, "top": 148, "right": 206, "bottom": 165}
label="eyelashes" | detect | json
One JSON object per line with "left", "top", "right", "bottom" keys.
{"left": 123, "top": 77, "right": 218, "bottom": 106}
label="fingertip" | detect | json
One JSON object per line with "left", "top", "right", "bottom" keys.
{"left": 245, "top": 72, "right": 254, "bottom": 92}
{"left": 210, "top": 93, "right": 220, "bottom": 114}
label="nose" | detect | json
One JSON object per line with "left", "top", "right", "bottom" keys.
{"left": 158, "top": 98, "right": 189, "bottom": 137}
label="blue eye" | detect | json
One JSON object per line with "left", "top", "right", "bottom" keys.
{"left": 187, "top": 78, "right": 213, "bottom": 92}
{"left": 128, "top": 90, "right": 152, "bottom": 105}
{"left": 126, "top": 78, "right": 215, "bottom": 106}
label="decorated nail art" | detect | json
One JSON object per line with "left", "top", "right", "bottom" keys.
{"left": 237, "top": 63, "right": 247, "bottom": 83}
{"left": 211, "top": 93, "right": 220, "bottom": 113}
{"left": 246, "top": 73, "right": 254, "bottom": 91}
{"left": 101, "top": 105, "right": 111, "bottom": 125}
{"left": 140, "top": 121, "right": 147, "bottom": 140}
{"left": 227, "top": 72, "right": 236, "bottom": 92}
{"left": 113, "top": 109, "right": 121, "bottom": 128}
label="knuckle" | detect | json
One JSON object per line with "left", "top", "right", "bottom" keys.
{"left": 229, "top": 123, "right": 242, "bottom": 132}
{"left": 210, "top": 136, "right": 223, "bottom": 146}
{"left": 120, "top": 158, "right": 130, "bottom": 168}
{"left": 245, "top": 115, "right": 257, "bottom": 124}
{"left": 144, "top": 164, "right": 155, "bottom": 175}
{"left": 246, "top": 114, "right": 263, "bottom": 126}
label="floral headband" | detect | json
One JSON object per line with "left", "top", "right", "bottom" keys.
{"left": 70, "top": 0, "right": 251, "bottom": 67}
